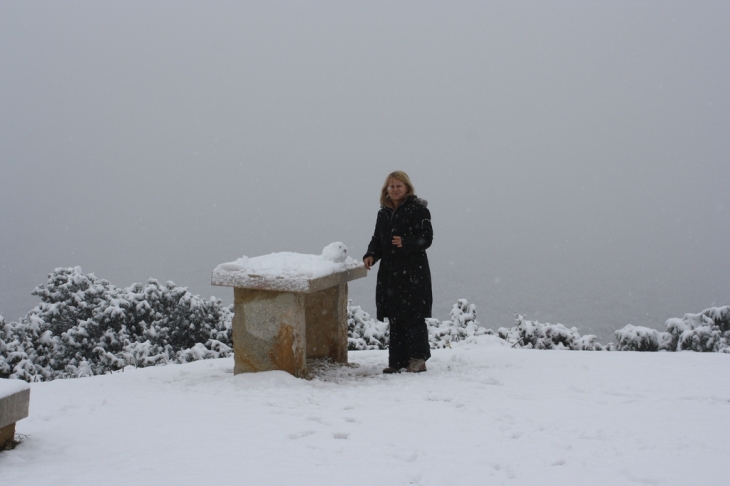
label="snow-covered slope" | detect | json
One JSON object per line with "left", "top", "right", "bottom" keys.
{"left": 1, "top": 338, "right": 728, "bottom": 485}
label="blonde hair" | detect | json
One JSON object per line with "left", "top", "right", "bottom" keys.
{"left": 380, "top": 171, "right": 416, "bottom": 208}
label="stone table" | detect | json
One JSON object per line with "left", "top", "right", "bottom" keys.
{"left": 212, "top": 249, "right": 366, "bottom": 378}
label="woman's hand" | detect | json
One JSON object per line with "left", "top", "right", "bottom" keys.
{"left": 364, "top": 256, "right": 374, "bottom": 270}
{"left": 391, "top": 236, "right": 402, "bottom": 248}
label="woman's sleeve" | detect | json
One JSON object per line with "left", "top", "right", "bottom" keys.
{"left": 400, "top": 207, "right": 433, "bottom": 254}
{"left": 363, "top": 213, "right": 383, "bottom": 263}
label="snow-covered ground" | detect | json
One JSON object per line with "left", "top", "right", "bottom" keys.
{"left": 1, "top": 337, "right": 728, "bottom": 486}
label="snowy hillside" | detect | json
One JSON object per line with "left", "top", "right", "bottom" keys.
{"left": 1, "top": 338, "right": 728, "bottom": 486}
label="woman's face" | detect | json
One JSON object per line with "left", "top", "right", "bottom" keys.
{"left": 387, "top": 178, "right": 407, "bottom": 205}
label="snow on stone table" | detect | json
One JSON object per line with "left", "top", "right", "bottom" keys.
{"left": 0, "top": 379, "right": 29, "bottom": 400}
{"left": 212, "top": 242, "right": 363, "bottom": 292}
{"left": 2, "top": 337, "right": 729, "bottom": 486}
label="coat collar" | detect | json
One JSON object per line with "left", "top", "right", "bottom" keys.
{"left": 382, "top": 195, "right": 428, "bottom": 212}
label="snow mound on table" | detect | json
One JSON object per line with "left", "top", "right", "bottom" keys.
{"left": 214, "top": 242, "right": 360, "bottom": 280}
{"left": 321, "top": 242, "right": 348, "bottom": 263}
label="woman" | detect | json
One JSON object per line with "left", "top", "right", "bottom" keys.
{"left": 363, "top": 171, "right": 433, "bottom": 373}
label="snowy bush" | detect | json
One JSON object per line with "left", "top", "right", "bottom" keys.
{"left": 664, "top": 307, "right": 730, "bottom": 353}
{"left": 612, "top": 307, "right": 729, "bottom": 353}
{"left": 427, "top": 299, "right": 493, "bottom": 348}
{"left": 347, "top": 302, "right": 389, "bottom": 351}
{"left": 574, "top": 334, "right": 611, "bottom": 351}
{"left": 497, "top": 314, "right": 606, "bottom": 351}
{"left": 614, "top": 325, "right": 672, "bottom": 352}
{"left": 347, "top": 299, "right": 491, "bottom": 350}
{"left": 0, "top": 267, "right": 233, "bottom": 382}
{"left": 347, "top": 303, "right": 730, "bottom": 354}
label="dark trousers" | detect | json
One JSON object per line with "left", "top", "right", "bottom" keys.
{"left": 388, "top": 316, "right": 431, "bottom": 369}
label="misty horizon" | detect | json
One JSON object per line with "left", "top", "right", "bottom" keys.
{"left": 1, "top": 1, "right": 728, "bottom": 342}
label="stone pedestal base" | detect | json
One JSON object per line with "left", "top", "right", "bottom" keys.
{"left": 1, "top": 423, "right": 15, "bottom": 448}
{"left": 233, "top": 282, "right": 349, "bottom": 378}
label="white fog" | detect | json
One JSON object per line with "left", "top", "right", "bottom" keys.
{"left": 1, "top": 1, "right": 728, "bottom": 342}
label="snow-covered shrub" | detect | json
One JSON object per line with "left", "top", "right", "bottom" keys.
{"left": 611, "top": 307, "right": 729, "bottom": 353}
{"left": 664, "top": 306, "right": 730, "bottom": 353}
{"left": 614, "top": 324, "right": 672, "bottom": 352}
{"left": 347, "top": 299, "right": 491, "bottom": 350}
{"left": 498, "top": 314, "right": 605, "bottom": 350}
{"left": 0, "top": 267, "right": 233, "bottom": 382}
{"left": 347, "top": 302, "right": 389, "bottom": 350}
{"left": 573, "top": 334, "right": 608, "bottom": 351}
{"left": 427, "top": 299, "right": 492, "bottom": 348}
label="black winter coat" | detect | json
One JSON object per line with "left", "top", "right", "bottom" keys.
{"left": 364, "top": 196, "right": 433, "bottom": 322}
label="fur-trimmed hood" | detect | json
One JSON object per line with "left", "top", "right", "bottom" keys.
{"left": 382, "top": 195, "right": 428, "bottom": 210}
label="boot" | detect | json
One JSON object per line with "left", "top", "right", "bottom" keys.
{"left": 406, "top": 358, "right": 427, "bottom": 373}
{"left": 382, "top": 367, "right": 402, "bottom": 374}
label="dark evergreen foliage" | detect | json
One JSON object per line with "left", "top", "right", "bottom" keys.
{"left": 0, "top": 267, "right": 232, "bottom": 382}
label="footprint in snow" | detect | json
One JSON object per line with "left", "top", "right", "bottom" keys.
{"left": 289, "top": 430, "right": 317, "bottom": 440}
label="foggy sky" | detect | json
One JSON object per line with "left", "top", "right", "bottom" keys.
{"left": 1, "top": 1, "right": 729, "bottom": 341}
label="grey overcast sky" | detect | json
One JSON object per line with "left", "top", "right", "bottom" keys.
{"left": 1, "top": 1, "right": 728, "bottom": 341}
